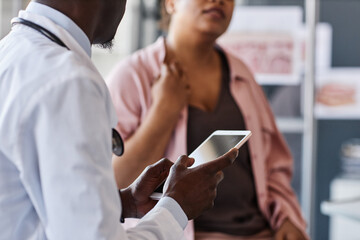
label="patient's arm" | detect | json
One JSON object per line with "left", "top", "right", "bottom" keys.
{"left": 113, "top": 61, "right": 190, "bottom": 189}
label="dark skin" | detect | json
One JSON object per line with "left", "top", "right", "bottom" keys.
{"left": 120, "top": 149, "right": 238, "bottom": 220}
{"left": 34, "top": 0, "right": 239, "bottom": 221}
{"left": 35, "top": 0, "right": 126, "bottom": 44}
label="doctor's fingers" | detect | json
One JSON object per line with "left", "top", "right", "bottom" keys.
{"left": 173, "top": 155, "right": 195, "bottom": 169}
{"left": 133, "top": 158, "right": 173, "bottom": 190}
{"left": 144, "top": 158, "right": 174, "bottom": 178}
{"left": 198, "top": 148, "right": 238, "bottom": 174}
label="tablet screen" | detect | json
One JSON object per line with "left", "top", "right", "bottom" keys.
{"left": 150, "top": 130, "right": 251, "bottom": 197}
{"left": 189, "top": 132, "right": 250, "bottom": 168}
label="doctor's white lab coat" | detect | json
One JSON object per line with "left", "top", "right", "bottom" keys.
{"left": 0, "top": 9, "right": 184, "bottom": 240}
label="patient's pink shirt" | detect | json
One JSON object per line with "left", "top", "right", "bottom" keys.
{"left": 106, "top": 37, "right": 308, "bottom": 240}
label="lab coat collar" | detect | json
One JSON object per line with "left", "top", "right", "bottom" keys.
{"left": 14, "top": 9, "right": 91, "bottom": 62}
{"left": 26, "top": 2, "right": 91, "bottom": 57}
{"left": 11, "top": 7, "right": 119, "bottom": 132}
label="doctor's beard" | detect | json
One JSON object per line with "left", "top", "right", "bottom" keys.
{"left": 94, "top": 39, "right": 114, "bottom": 51}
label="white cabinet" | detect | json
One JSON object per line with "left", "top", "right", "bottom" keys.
{"left": 321, "top": 177, "right": 360, "bottom": 240}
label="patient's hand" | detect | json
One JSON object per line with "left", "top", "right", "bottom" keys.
{"left": 275, "top": 219, "right": 307, "bottom": 240}
{"left": 151, "top": 61, "right": 190, "bottom": 119}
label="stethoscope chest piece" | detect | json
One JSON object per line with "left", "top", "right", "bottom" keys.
{"left": 112, "top": 129, "right": 124, "bottom": 156}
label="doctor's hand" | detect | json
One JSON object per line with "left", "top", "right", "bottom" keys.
{"left": 275, "top": 219, "right": 307, "bottom": 240}
{"left": 119, "top": 158, "right": 173, "bottom": 219}
{"left": 163, "top": 148, "right": 238, "bottom": 220}
{"left": 151, "top": 61, "right": 190, "bottom": 119}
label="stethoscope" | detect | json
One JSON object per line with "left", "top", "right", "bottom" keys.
{"left": 12, "top": 17, "right": 124, "bottom": 156}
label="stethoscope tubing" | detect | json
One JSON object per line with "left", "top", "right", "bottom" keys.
{"left": 12, "top": 17, "right": 70, "bottom": 50}
{"left": 11, "top": 17, "right": 124, "bottom": 156}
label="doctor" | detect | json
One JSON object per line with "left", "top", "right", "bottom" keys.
{"left": 0, "top": 0, "right": 238, "bottom": 239}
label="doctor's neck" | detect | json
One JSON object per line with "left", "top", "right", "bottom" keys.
{"left": 33, "top": 0, "right": 112, "bottom": 45}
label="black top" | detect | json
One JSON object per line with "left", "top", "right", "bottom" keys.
{"left": 187, "top": 48, "right": 269, "bottom": 236}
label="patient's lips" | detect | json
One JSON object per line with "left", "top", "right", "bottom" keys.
{"left": 202, "top": 7, "right": 225, "bottom": 19}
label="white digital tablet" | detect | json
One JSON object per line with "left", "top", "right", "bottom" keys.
{"left": 150, "top": 130, "right": 251, "bottom": 200}
{"left": 188, "top": 130, "right": 252, "bottom": 168}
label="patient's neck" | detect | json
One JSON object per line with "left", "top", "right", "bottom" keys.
{"left": 166, "top": 31, "right": 218, "bottom": 69}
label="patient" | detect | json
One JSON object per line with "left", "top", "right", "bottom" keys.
{"left": 106, "top": 0, "right": 308, "bottom": 239}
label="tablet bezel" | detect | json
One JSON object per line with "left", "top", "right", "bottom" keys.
{"left": 188, "top": 130, "right": 252, "bottom": 168}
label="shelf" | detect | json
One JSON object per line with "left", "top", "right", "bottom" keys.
{"left": 321, "top": 199, "right": 360, "bottom": 221}
{"left": 276, "top": 117, "right": 304, "bottom": 133}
